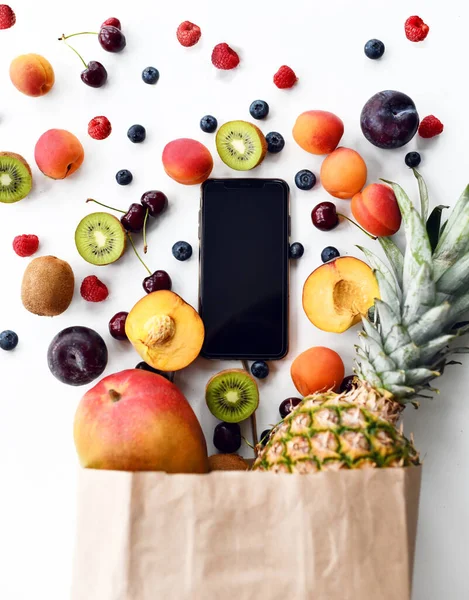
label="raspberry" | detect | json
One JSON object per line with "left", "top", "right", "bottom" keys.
{"left": 418, "top": 115, "right": 444, "bottom": 139}
{"left": 273, "top": 65, "right": 298, "bottom": 89}
{"left": 0, "top": 5, "right": 15, "bottom": 29}
{"left": 211, "top": 43, "right": 240, "bottom": 70}
{"left": 102, "top": 17, "right": 121, "bottom": 30}
{"left": 405, "top": 16, "right": 429, "bottom": 42}
{"left": 12, "top": 234, "right": 39, "bottom": 257}
{"left": 176, "top": 21, "right": 201, "bottom": 47}
{"left": 88, "top": 116, "right": 112, "bottom": 140}
{"left": 80, "top": 276, "right": 109, "bottom": 302}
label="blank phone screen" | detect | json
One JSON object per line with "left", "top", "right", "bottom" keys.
{"left": 200, "top": 179, "right": 289, "bottom": 360}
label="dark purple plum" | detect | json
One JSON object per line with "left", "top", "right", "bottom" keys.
{"left": 213, "top": 422, "right": 241, "bottom": 453}
{"left": 47, "top": 326, "right": 108, "bottom": 386}
{"left": 98, "top": 26, "right": 126, "bottom": 52}
{"left": 360, "top": 90, "right": 419, "bottom": 149}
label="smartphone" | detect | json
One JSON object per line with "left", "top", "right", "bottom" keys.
{"left": 199, "top": 178, "right": 289, "bottom": 360}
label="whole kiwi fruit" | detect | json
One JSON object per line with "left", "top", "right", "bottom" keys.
{"left": 21, "top": 256, "right": 75, "bottom": 316}
{"left": 208, "top": 454, "right": 249, "bottom": 472}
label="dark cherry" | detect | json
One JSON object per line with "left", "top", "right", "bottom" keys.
{"left": 340, "top": 375, "right": 358, "bottom": 393}
{"left": 81, "top": 61, "right": 108, "bottom": 88}
{"left": 143, "top": 270, "right": 172, "bottom": 294}
{"left": 135, "top": 361, "right": 172, "bottom": 380}
{"left": 279, "top": 397, "right": 302, "bottom": 419}
{"left": 121, "top": 203, "right": 146, "bottom": 232}
{"left": 98, "top": 26, "right": 126, "bottom": 53}
{"left": 108, "top": 311, "right": 129, "bottom": 340}
{"left": 311, "top": 202, "right": 339, "bottom": 231}
{"left": 213, "top": 422, "right": 241, "bottom": 453}
{"left": 140, "top": 191, "right": 168, "bottom": 218}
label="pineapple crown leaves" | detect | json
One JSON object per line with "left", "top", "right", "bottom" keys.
{"left": 356, "top": 170, "right": 469, "bottom": 403}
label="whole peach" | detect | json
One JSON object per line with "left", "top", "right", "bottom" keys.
{"left": 351, "top": 183, "right": 401, "bottom": 236}
{"left": 10, "top": 54, "right": 55, "bottom": 97}
{"left": 320, "top": 147, "right": 367, "bottom": 199}
{"left": 34, "top": 129, "right": 84, "bottom": 179}
{"left": 74, "top": 369, "right": 209, "bottom": 473}
{"left": 163, "top": 138, "right": 213, "bottom": 185}
{"left": 293, "top": 110, "right": 344, "bottom": 155}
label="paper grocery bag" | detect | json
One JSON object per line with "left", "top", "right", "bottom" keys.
{"left": 72, "top": 466, "right": 421, "bottom": 600}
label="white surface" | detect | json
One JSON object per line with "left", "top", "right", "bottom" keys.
{"left": 0, "top": 0, "right": 467, "bottom": 598}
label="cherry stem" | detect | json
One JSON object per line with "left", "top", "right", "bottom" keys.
{"left": 86, "top": 198, "right": 126, "bottom": 214}
{"left": 126, "top": 233, "right": 152, "bottom": 276}
{"left": 338, "top": 213, "right": 377, "bottom": 240}
{"left": 59, "top": 36, "right": 88, "bottom": 69}
{"left": 242, "top": 359, "right": 259, "bottom": 450}
{"left": 142, "top": 209, "right": 149, "bottom": 254}
{"left": 61, "top": 32, "right": 99, "bottom": 40}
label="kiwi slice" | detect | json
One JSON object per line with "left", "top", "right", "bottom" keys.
{"left": 205, "top": 369, "right": 259, "bottom": 423}
{"left": 0, "top": 152, "right": 33, "bottom": 203}
{"left": 216, "top": 120, "right": 267, "bottom": 171}
{"left": 75, "top": 212, "right": 126, "bottom": 266}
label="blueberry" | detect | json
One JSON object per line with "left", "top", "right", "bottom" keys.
{"left": 127, "top": 124, "right": 146, "bottom": 143}
{"left": 0, "top": 330, "right": 18, "bottom": 351}
{"left": 321, "top": 246, "right": 340, "bottom": 262}
{"left": 142, "top": 66, "right": 159, "bottom": 84}
{"left": 115, "top": 169, "right": 133, "bottom": 185}
{"left": 251, "top": 360, "right": 269, "bottom": 379}
{"left": 364, "top": 39, "right": 385, "bottom": 59}
{"left": 200, "top": 115, "right": 218, "bottom": 133}
{"left": 295, "top": 169, "right": 316, "bottom": 190}
{"left": 266, "top": 132, "right": 285, "bottom": 153}
{"left": 249, "top": 100, "right": 269, "bottom": 120}
{"left": 289, "top": 242, "right": 304, "bottom": 259}
{"left": 172, "top": 241, "right": 192, "bottom": 261}
{"left": 405, "top": 151, "right": 421, "bottom": 168}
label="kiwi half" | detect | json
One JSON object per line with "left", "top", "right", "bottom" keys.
{"left": 0, "top": 152, "right": 33, "bottom": 203}
{"left": 75, "top": 212, "right": 126, "bottom": 266}
{"left": 216, "top": 120, "right": 267, "bottom": 171}
{"left": 205, "top": 369, "right": 259, "bottom": 423}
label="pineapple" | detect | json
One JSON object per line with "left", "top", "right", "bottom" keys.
{"left": 253, "top": 171, "right": 469, "bottom": 472}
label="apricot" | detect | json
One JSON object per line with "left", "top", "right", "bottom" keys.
{"left": 74, "top": 369, "right": 209, "bottom": 473}
{"left": 303, "top": 257, "right": 379, "bottom": 333}
{"left": 293, "top": 110, "right": 344, "bottom": 155}
{"left": 126, "top": 290, "right": 205, "bottom": 371}
{"left": 320, "top": 147, "right": 367, "bottom": 199}
{"left": 162, "top": 138, "right": 213, "bottom": 185}
{"left": 351, "top": 183, "right": 401, "bottom": 237}
{"left": 10, "top": 54, "right": 55, "bottom": 97}
{"left": 34, "top": 129, "right": 84, "bottom": 179}
{"left": 291, "top": 347, "right": 345, "bottom": 396}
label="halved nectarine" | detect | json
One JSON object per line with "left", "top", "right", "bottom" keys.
{"left": 302, "top": 257, "right": 379, "bottom": 333}
{"left": 126, "top": 290, "right": 205, "bottom": 371}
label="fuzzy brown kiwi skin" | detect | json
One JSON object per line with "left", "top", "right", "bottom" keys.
{"left": 208, "top": 454, "right": 249, "bottom": 471}
{"left": 21, "top": 256, "right": 75, "bottom": 317}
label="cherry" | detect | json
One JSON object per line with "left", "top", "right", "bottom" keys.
{"left": 143, "top": 270, "right": 172, "bottom": 294}
{"left": 279, "top": 397, "right": 302, "bottom": 419}
{"left": 121, "top": 203, "right": 146, "bottom": 233}
{"left": 109, "top": 312, "right": 129, "bottom": 340}
{"left": 98, "top": 26, "right": 126, "bottom": 52}
{"left": 141, "top": 191, "right": 168, "bottom": 218}
{"left": 81, "top": 61, "right": 108, "bottom": 88}
{"left": 311, "top": 202, "right": 339, "bottom": 231}
{"left": 213, "top": 422, "right": 241, "bottom": 453}
{"left": 340, "top": 375, "right": 358, "bottom": 393}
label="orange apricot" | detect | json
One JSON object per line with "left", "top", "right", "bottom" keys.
{"left": 293, "top": 110, "right": 344, "bottom": 155}
{"left": 10, "top": 54, "right": 55, "bottom": 97}
{"left": 320, "top": 147, "right": 367, "bottom": 199}
{"left": 291, "top": 346, "right": 345, "bottom": 396}
{"left": 351, "top": 183, "right": 401, "bottom": 237}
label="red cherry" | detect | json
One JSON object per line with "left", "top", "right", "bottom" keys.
{"left": 311, "top": 202, "right": 339, "bottom": 231}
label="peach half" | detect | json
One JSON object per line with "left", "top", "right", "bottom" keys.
{"left": 302, "top": 257, "right": 379, "bottom": 333}
{"left": 351, "top": 183, "right": 402, "bottom": 237}
{"left": 125, "top": 290, "right": 205, "bottom": 371}
{"left": 293, "top": 110, "right": 344, "bottom": 155}
{"left": 10, "top": 54, "right": 55, "bottom": 97}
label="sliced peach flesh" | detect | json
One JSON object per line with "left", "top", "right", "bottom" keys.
{"left": 302, "top": 257, "right": 379, "bottom": 333}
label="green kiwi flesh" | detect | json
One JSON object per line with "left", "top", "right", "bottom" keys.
{"left": 0, "top": 152, "right": 33, "bottom": 203}
{"left": 216, "top": 120, "right": 267, "bottom": 171}
{"left": 75, "top": 212, "right": 126, "bottom": 266}
{"left": 205, "top": 369, "right": 259, "bottom": 423}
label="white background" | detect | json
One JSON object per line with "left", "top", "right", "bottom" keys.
{"left": 0, "top": 0, "right": 467, "bottom": 598}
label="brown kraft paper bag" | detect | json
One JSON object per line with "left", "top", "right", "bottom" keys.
{"left": 72, "top": 465, "right": 421, "bottom": 600}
